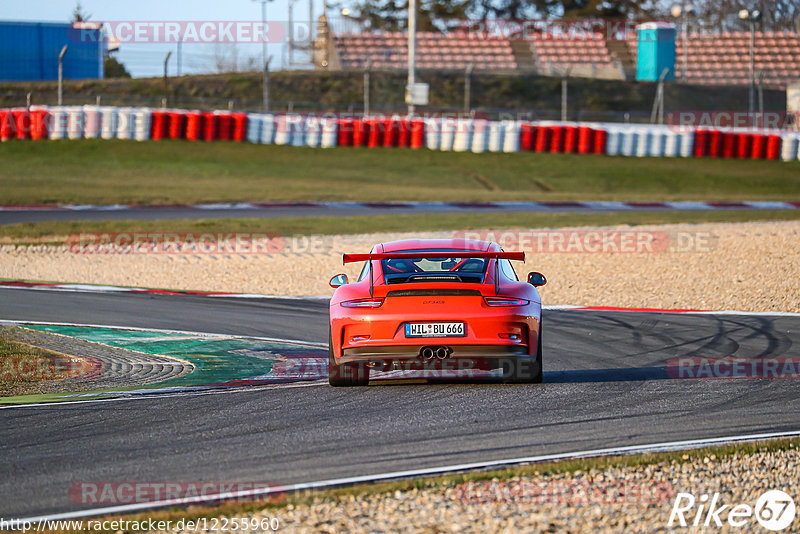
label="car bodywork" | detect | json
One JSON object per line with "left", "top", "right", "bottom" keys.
{"left": 328, "top": 238, "right": 545, "bottom": 386}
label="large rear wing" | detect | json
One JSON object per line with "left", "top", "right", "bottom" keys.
{"left": 342, "top": 251, "right": 525, "bottom": 264}
{"left": 342, "top": 251, "right": 526, "bottom": 296}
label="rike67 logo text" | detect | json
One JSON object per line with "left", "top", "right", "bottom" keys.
{"left": 669, "top": 490, "right": 796, "bottom": 531}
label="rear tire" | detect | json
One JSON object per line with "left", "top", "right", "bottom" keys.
{"left": 502, "top": 323, "right": 543, "bottom": 384}
{"left": 328, "top": 328, "right": 369, "bottom": 387}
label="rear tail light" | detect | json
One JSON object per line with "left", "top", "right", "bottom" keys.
{"left": 341, "top": 297, "right": 385, "bottom": 308}
{"left": 484, "top": 297, "right": 529, "bottom": 307}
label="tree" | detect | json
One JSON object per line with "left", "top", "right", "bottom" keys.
{"left": 559, "top": 0, "right": 659, "bottom": 18}
{"left": 771, "top": 0, "right": 800, "bottom": 31}
{"left": 350, "top": 0, "right": 471, "bottom": 31}
{"left": 71, "top": 1, "right": 132, "bottom": 79}
{"left": 350, "top": 0, "right": 662, "bottom": 31}
{"left": 684, "top": 0, "right": 800, "bottom": 32}
{"left": 210, "top": 44, "right": 259, "bottom": 73}
{"left": 72, "top": 2, "right": 91, "bottom": 22}
{"left": 348, "top": 0, "right": 799, "bottom": 32}
{"left": 483, "top": 0, "right": 658, "bottom": 19}
{"left": 104, "top": 55, "right": 132, "bottom": 78}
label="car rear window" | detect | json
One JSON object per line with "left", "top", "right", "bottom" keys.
{"left": 381, "top": 249, "right": 489, "bottom": 284}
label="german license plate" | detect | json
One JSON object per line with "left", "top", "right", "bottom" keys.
{"left": 405, "top": 322, "right": 466, "bottom": 338}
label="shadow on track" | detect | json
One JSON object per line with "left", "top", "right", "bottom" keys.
{"left": 544, "top": 366, "right": 667, "bottom": 383}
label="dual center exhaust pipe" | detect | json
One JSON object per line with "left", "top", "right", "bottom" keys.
{"left": 420, "top": 346, "right": 452, "bottom": 360}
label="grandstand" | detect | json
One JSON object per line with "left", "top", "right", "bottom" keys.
{"left": 328, "top": 31, "right": 518, "bottom": 71}
{"left": 530, "top": 33, "right": 622, "bottom": 79}
{"left": 627, "top": 31, "right": 800, "bottom": 89}
{"left": 317, "top": 20, "right": 800, "bottom": 90}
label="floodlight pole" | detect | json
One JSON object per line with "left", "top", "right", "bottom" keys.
{"left": 650, "top": 68, "right": 670, "bottom": 124}
{"left": 263, "top": 0, "right": 270, "bottom": 111}
{"left": 749, "top": 21, "right": 755, "bottom": 115}
{"left": 58, "top": 45, "right": 68, "bottom": 106}
{"left": 464, "top": 62, "right": 474, "bottom": 112}
{"left": 561, "top": 75, "right": 568, "bottom": 121}
{"left": 163, "top": 51, "right": 172, "bottom": 105}
{"left": 177, "top": 39, "right": 183, "bottom": 77}
{"left": 254, "top": 0, "right": 272, "bottom": 111}
{"left": 289, "top": 0, "right": 295, "bottom": 66}
{"left": 264, "top": 56, "right": 272, "bottom": 112}
{"left": 682, "top": 11, "right": 688, "bottom": 79}
{"left": 364, "top": 59, "right": 372, "bottom": 117}
{"left": 407, "top": 0, "right": 417, "bottom": 114}
{"left": 739, "top": 9, "right": 761, "bottom": 116}
{"left": 671, "top": 4, "right": 694, "bottom": 80}
{"left": 757, "top": 70, "right": 765, "bottom": 127}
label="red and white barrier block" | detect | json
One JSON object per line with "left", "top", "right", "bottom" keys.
{"left": 1, "top": 106, "right": 799, "bottom": 163}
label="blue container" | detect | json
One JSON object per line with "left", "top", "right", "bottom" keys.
{"left": 0, "top": 21, "right": 105, "bottom": 81}
{"left": 636, "top": 22, "right": 676, "bottom": 82}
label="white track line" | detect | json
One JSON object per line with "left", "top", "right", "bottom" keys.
{"left": 3, "top": 283, "right": 799, "bottom": 316}
{"left": 744, "top": 201, "right": 796, "bottom": 209}
{"left": 581, "top": 201, "right": 635, "bottom": 210}
{"left": 543, "top": 307, "right": 800, "bottom": 317}
{"left": 0, "top": 381, "right": 326, "bottom": 410}
{"left": 1, "top": 201, "right": 799, "bottom": 212}
{"left": 12, "top": 429, "right": 800, "bottom": 523}
{"left": 0, "top": 319, "right": 327, "bottom": 348}
{"left": 664, "top": 201, "right": 713, "bottom": 210}
{"left": 0, "top": 283, "right": 329, "bottom": 300}
{"left": 685, "top": 310, "right": 800, "bottom": 317}
{"left": 209, "top": 293, "right": 329, "bottom": 300}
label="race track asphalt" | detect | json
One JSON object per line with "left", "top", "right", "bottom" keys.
{"left": 1, "top": 287, "right": 799, "bottom": 518}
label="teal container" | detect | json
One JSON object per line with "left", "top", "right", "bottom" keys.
{"left": 636, "top": 22, "right": 676, "bottom": 82}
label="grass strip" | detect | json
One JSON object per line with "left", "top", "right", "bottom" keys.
{"left": 2, "top": 210, "right": 800, "bottom": 241}
{"left": 0, "top": 327, "right": 77, "bottom": 397}
{"left": 1, "top": 141, "right": 799, "bottom": 206}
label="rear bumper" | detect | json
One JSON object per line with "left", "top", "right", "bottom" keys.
{"left": 333, "top": 313, "right": 539, "bottom": 357}
{"left": 339, "top": 345, "right": 537, "bottom": 375}
{"left": 341, "top": 344, "right": 529, "bottom": 362}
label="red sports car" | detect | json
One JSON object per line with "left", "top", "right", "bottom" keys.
{"left": 328, "top": 238, "right": 546, "bottom": 386}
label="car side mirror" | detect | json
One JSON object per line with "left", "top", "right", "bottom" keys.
{"left": 329, "top": 274, "right": 348, "bottom": 288}
{"left": 527, "top": 272, "right": 547, "bottom": 287}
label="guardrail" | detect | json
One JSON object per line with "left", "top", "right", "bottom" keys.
{"left": 1, "top": 106, "right": 799, "bottom": 162}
